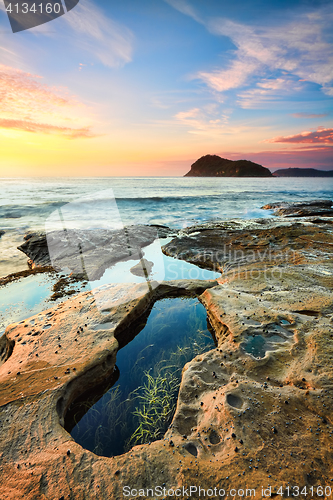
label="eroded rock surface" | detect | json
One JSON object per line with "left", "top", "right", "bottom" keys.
{"left": 163, "top": 216, "right": 333, "bottom": 277}
{"left": 1, "top": 214, "right": 333, "bottom": 499}
{"left": 0, "top": 279, "right": 217, "bottom": 499}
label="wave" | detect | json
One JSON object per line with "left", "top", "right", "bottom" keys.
{"left": 0, "top": 194, "right": 225, "bottom": 217}
{"left": 0, "top": 201, "right": 65, "bottom": 219}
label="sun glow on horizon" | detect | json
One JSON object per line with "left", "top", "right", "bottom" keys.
{"left": 0, "top": 0, "right": 332, "bottom": 176}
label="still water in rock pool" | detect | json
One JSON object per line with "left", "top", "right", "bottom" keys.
{"left": 69, "top": 297, "right": 216, "bottom": 457}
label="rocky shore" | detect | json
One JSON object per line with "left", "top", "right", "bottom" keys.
{"left": 0, "top": 200, "right": 332, "bottom": 499}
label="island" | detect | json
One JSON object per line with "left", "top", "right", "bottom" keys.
{"left": 184, "top": 154, "right": 273, "bottom": 177}
{"left": 273, "top": 167, "right": 333, "bottom": 177}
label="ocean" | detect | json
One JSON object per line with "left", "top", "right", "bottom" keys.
{"left": 0, "top": 176, "right": 332, "bottom": 278}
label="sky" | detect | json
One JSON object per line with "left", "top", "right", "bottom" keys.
{"left": 0, "top": 0, "right": 332, "bottom": 176}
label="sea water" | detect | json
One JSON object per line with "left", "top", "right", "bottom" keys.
{"left": 1, "top": 176, "right": 332, "bottom": 230}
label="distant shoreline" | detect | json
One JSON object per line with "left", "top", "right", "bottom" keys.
{"left": 273, "top": 167, "right": 333, "bottom": 177}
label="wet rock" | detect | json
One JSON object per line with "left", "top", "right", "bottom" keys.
{"left": 18, "top": 224, "right": 173, "bottom": 280}
{"left": 162, "top": 215, "right": 333, "bottom": 282}
{"left": 262, "top": 199, "right": 333, "bottom": 217}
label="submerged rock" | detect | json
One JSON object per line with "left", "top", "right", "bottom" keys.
{"left": 130, "top": 258, "right": 154, "bottom": 277}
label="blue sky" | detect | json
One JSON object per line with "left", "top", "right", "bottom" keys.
{"left": 0, "top": 0, "right": 332, "bottom": 175}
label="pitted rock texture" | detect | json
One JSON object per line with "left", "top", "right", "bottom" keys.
{"left": 162, "top": 216, "right": 333, "bottom": 279}
{"left": 1, "top": 216, "right": 333, "bottom": 499}
{"left": 0, "top": 279, "right": 217, "bottom": 500}
{"left": 162, "top": 217, "right": 333, "bottom": 493}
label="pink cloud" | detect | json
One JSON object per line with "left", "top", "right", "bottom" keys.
{"left": 0, "top": 64, "right": 95, "bottom": 138}
{"left": 0, "top": 64, "right": 74, "bottom": 115}
{"left": 197, "top": 58, "right": 258, "bottom": 93}
{"left": 291, "top": 113, "right": 329, "bottom": 118}
{"left": 267, "top": 128, "right": 333, "bottom": 144}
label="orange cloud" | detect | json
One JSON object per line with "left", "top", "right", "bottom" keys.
{"left": 0, "top": 64, "right": 73, "bottom": 115}
{"left": 0, "top": 118, "right": 96, "bottom": 139}
{"left": 267, "top": 128, "right": 333, "bottom": 144}
{"left": 0, "top": 64, "right": 95, "bottom": 138}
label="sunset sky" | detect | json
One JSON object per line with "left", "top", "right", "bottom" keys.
{"left": 0, "top": 0, "right": 332, "bottom": 176}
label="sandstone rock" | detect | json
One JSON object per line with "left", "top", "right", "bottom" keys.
{"left": 162, "top": 217, "right": 333, "bottom": 275}
{"left": 163, "top": 217, "right": 333, "bottom": 492}
{"left": 1, "top": 214, "right": 333, "bottom": 498}
{"left": 0, "top": 279, "right": 218, "bottom": 499}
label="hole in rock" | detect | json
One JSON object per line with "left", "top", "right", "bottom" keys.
{"left": 67, "top": 297, "right": 216, "bottom": 457}
{"left": 226, "top": 394, "right": 243, "bottom": 409}
{"left": 280, "top": 319, "right": 291, "bottom": 325}
{"left": 292, "top": 310, "right": 320, "bottom": 317}
{"left": 185, "top": 442, "right": 198, "bottom": 457}
{"left": 209, "top": 430, "right": 221, "bottom": 444}
{"left": 0, "top": 335, "right": 14, "bottom": 367}
{"left": 64, "top": 367, "right": 120, "bottom": 432}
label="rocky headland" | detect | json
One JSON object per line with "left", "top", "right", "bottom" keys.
{"left": 274, "top": 168, "right": 333, "bottom": 177}
{"left": 184, "top": 155, "right": 273, "bottom": 177}
{"left": 0, "top": 200, "right": 333, "bottom": 499}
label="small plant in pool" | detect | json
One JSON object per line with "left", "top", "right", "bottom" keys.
{"left": 70, "top": 297, "right": 216, "bottom": 457}
{"left": 126, "top": 368, "right": 180, "bottom": 448}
